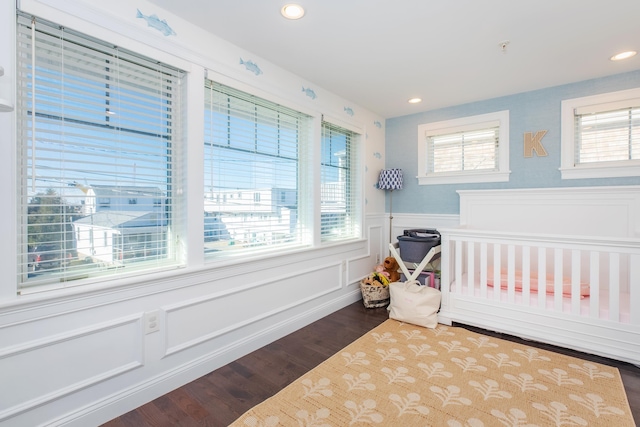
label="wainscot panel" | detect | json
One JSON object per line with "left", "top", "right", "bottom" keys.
{"left": 0, "top": 315, "right": 142, "bottom": 422}
{"left": 163, "top": 263, "right": 342, "bottom": 356}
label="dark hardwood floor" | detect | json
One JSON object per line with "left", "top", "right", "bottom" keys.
{"left": 102, "top": 302, "right": 640, "bottom": 426}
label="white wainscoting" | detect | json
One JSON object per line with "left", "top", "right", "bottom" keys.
{"left": 0, "top": 315, "right": 143, "bottom": 422}
{"left": 163, "top": 263, "right": 343, "bottom": 356}
{"left": 0, "top": 215, "right": 387, "bottom": 427}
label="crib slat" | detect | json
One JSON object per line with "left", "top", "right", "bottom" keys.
{"left": 589, "top": 251, "right": 600, "bottom": 319}
{"left": 631, "top": 253, "right": 640, "bottom": 325}
{"left": 538, "top": 247, "right": 546, "bottom": 309}
{"left": 554, "top": 248, "right": 563, "bottom": 312}
{"left": 480, "top": 242, "right": 487, "bottom": 298}
{"left": 493, "top": 244, "right": 501, "bottom": 301}
{"left": 522, "top": 246, "right": 530, "bottom": 305}
{"left": 455, "top": 238, "right": 462, "bottom": 295}
{"left": 571, "top": 250, "right": 581, "bottom": 315}
{"left": 609, "top": 252, "right": 620, "bottom": 322}
{"left": 467, "top": 241, "right": 475, "bottom": 296}
{"left": 507, "top": 244, "right": 515, "bottom": 303}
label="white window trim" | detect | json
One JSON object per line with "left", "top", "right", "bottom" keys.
{"left": 417, "top": 110, "right": 510, "bottom": 185}
{"left": 560, "top": 87, "right": 640, "bottom": 180}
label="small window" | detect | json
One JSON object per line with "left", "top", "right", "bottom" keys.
{"left": 561, "top": 88, "right": 640, "bottom": 179}
{"left": 417, "top": 111, "right": 510, "bottom": 185}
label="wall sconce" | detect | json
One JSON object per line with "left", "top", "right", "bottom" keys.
{"left": 0, "top": 66, "right": 14, "bottom": 113}
{"left": 377, "top": 168, "right": 403, "bottom": 245}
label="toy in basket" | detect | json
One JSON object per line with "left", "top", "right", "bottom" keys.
{"left": 359, "top": 257, "right": 399, "bottom": 308}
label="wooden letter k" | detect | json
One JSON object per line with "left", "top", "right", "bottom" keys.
{"left": 524, "top": 130, "right": 548, "bottom": 157}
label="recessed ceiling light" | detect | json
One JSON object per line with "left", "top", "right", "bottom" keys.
{"left": 281, "top": 4, "right": 305, "bottom": 20}
{"left": 408, "top": 97, "right": 422, "bottom": 104}
{"left": 610, "top": 50, "right": 637, "bottom": 61}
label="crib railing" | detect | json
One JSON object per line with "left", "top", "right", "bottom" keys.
{"left": 440, "top": 228, "right": 640, "bottom": 325}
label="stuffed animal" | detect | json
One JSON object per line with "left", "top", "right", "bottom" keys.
{"left": 362, "top": 270, "right": 389, "bottom": 287}
{"left": 375, "top": 264, "right": 389, "bottom": 277}
{"left": 383, "top": 256, "right": 401, "bottom": 282}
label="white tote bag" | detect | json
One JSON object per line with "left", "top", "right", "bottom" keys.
{"left": 388, "top": 280, "right": 441, "bottom": 328}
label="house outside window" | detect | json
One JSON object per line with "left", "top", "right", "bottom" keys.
{"left": 320, "top": 121, "right": 362, "bottom": 242}
{"left": 16, "top": 14, "right": 185, "bottom": 292}
{"left": 417, "top": 111, "right": 510, "bottom": 185}
{"left": 561, "top": 87, "right": 640, "bottom": 179}
{"left": 203, "top": 79, "right": 312, "bottom": 256}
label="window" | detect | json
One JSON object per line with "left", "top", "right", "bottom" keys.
{"left": 203, "top": 80, "right": 312, "bottom": 256}
{"left": 417, "top": 111, "right": 510, "bottom": 185}
{"left": 16, "top": 14, "right": 185, "bottom": 292}
{"left": 561, "top": 88, "right": 640, "bottom": 179}
{"left": 321, "top": 121, "right": 362, "bottom": 241}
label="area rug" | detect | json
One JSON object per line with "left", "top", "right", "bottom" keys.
{"left": 229, "top": 319, "right": 635, "bottom": 426}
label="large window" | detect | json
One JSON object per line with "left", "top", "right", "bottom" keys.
{"left": 203, "top": 80, "right": 312, "bottom": 256}
{"left": 16, "top": 14, "right": 185, "bottom": 292}
{"left": 321, "top": 121, "right": 361, "bottom": 242}
{"left": 561, "top": 88, "right": 640, "bottom": 179}
{"left": 417, "top": 111, "right": 510, "bottom": 185}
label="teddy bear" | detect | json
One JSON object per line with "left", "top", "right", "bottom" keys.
{"left": 383, "top": 256, "right": 401, "bottom": 283}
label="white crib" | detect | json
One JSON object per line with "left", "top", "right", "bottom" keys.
{"left": 438, "top": 186, "right": 640, "bottom": 365}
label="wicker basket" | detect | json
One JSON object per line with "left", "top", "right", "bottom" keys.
{"left": 359, "top": 280, "right": 390, "bottom": 308}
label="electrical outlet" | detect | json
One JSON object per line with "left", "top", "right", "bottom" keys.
{"left": 144, "top": 310, "right": 160, "bottom": 334}
{"left": 375, "top": 253, "right": 380, "bottom": 264}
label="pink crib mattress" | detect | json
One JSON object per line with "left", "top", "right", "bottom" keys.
{"left": 485, "top": 268, "right": 590, "bottom": 298}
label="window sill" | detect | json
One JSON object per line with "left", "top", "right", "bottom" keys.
{"left": 560, "top": 163, "right": 640, "bottom": 180}
{"left": 418, "top": 170, "right": 511, "bottom": 185}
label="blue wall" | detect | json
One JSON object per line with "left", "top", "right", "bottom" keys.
{"left": 386, "top": 70, "right": 640, "bottom": 214}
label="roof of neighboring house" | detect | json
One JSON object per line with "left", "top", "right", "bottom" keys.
{"left": 88, "top": 185, "right": 165, "bottom": 198}
{"left": 73, "top": 211, "right": 166, "bottom": 230}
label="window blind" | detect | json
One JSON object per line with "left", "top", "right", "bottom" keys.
{"left": 203, "top": 79, "right": 312, "bottom": 255}
{"left": 427, "top": 127, "right": 499, "bottom": 174}
{"left": 574, "top": 105, "right": 640, "bottom": 165}
{"left": 321, "top": 121, "right": 361, "bottom": 241}
{"left": 16, "top": 14, "right": 185, "bottom": 291}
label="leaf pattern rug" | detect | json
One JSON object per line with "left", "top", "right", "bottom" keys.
{"left": 230, "top": 319, "right": 635, "bottom": 426}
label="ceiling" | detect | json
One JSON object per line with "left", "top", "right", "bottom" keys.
{"left": 147, "top": 0, "right": 640, "bottom": 119}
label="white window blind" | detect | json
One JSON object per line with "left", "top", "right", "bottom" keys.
{"left": 428, "top": 126, "right": 499, "bottom": 173}
{"left": 574, "top": 104, "right": 640, "bottom": 165}
{"left": 321, "top": 121, "right": 361, "bottom": 242}
{"left": 417, "top": 111, "right": 509, "bottom": 185}
{"left": 16, "top": 14, "right": 185, "bottom": 292}
{"left": 203, "top": 79, "right": 312, "bottom": 256}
